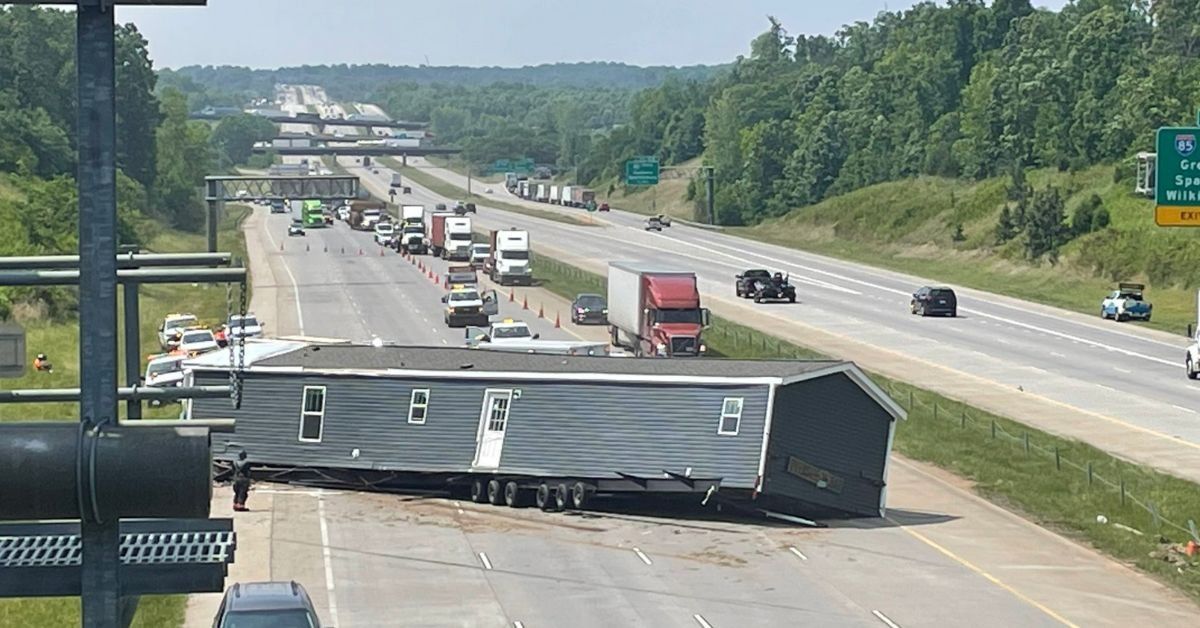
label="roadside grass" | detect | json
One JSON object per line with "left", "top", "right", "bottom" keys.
{"left": 0, "top": 204, "right": 252, "bottom": 625}
{"left": 379, "top": 157, "right": 597, "bottom": 227}
{"left": 590, "top": 156, "right": 705, "bottom": 221}
{"left": 531, "top": 251, "right": 1200, "bottom": 603}
{"left": 0, "top": 596, "right": 184, "bottom": 628}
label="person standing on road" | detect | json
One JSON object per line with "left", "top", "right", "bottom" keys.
{"left": 232, "top": 450, "right": 253, "bottom": 512}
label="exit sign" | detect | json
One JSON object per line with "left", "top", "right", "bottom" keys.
{"left": 624, "top": 157, "right": 660, "bottom": 185}
{"left": 1155, "top": 127, "right": 1200, "bottom": 226}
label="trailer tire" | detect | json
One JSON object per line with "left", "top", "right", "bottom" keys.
{"left": 504, "top": 481, "right": 523, "bottom": 508}
{"left": 570, "top": 481, "right": 590, "bottom": 510}
{"left": 486, "top": 479, "right": 504, "bottom": 505}
{"left": 535, "top": 483, "right": 553, "bottom": 510}
{"left": 469, "top": 478, "right": 488, "bottom": 504}
{"left": 554, "top": 482, "right": 570, "bottom": 511}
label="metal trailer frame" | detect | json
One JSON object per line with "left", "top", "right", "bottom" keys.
{"left": 216, "top": 462, "right": 728, "bottom": 514}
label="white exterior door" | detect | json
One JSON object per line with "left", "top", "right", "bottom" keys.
{"left": 473, "top": 389, "right": 513, "bottom": 468}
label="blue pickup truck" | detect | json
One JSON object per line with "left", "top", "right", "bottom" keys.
{"left": 1101, "top": 283, "right": 1152, "bottom": 322}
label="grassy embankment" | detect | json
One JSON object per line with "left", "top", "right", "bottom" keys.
{"left": 532, "top": 253, "right": 1200, "bottom": 604}
{"left": 0, "top": 203, "right": 252, "bottom": 628}
{"left": 379, "top": 157, "right": 597, "bottom": 227}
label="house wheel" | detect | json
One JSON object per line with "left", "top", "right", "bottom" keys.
{"left": 570, "top": 481, "right": 590, "bottom": 510}
{"left": 504, "top": 481, "right": 523, "bottom": 508}
{"left": 535, "top": 483, "right": 553, "bottom": 510}
{"left": 554, "top": 482, "right": 570, "bottom": 511}
{"left": 486, "top": 479, "right": 504, "bottom": 505}
{"left": 469, "top": 478, "right": 488, "bottom": 504}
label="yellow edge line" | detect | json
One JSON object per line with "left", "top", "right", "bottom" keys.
{"left": 886, "top": 516, "right": 1081, "bottom": 628}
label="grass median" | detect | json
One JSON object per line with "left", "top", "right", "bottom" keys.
{"left": 531, "top": 252, "right": 1200, "bottom": 603}
{"left": 379, "top": 157, "right": 597, "bottom": 227}
{"left": 0, "top": 204, "right": 252, "bottom": 627}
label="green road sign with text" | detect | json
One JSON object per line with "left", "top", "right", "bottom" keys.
{"left": 1155, "top": 127, "right": 1200, "bottom": 226}
{"left": 625, "top": 157, "right": 660, "bottom": 185}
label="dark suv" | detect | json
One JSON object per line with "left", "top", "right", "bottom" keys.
{"left": 911, "top": 286, "right": 957, "bottom": 317}
{"left": 212, "top": 581, "right": 322, "bottom": 628}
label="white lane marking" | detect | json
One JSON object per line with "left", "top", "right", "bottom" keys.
{"left": 478, "top": 552, "right": 493, "bottom": 570}
{"left": 1050, "top": 352, "right": 1066, "bottom": 358}
{"left": 262, "top": 216, "right": 306, "bottom": 334}
{"left": 693, "top": 614, "right": 715, "bottom": 628}
{"left": 690, "top": 233, "right": 1185, "bottom": 351}
{"left": 1172, "top": 405, "right": 1197, "bottom": 414}
{"left": 442, "top": 338, "right": 448, "bottom": 345}
{"left": 673, "top": 231, "right": 1183, "bottom": 364}
{"left": 316, "top": 492, "right": 340, "bottom": 627}
{"left": 872, "top": 610, "right": 901, "bottom": 628}
{"left": 788, "top": 546, "right": 808, "bottom": 560}
{"left": 1113, "top": 367, "right": 1132, "bottom": 374}
{"left": 514, "top": 622, "right": 526, "bottom": 628}
{"left": 995, "top": 338, "right": 1011, "bottom": 345}
{"left": 633, "top": 547, "right": 653, "bottom": 565}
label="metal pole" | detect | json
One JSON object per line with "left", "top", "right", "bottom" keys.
{"left": 123, "top": 282, "right": 141, "bottom": 420}
{"left": 77, "top": 2, "right": 121, "bottom": 625}
{"left": 705, "top": 166, "right": 716, "bottom": 226}
{"left": 0, "top": 252, "right": 231, "bottom": 270}
{"left": 467, "top": 166, "right": 472, "bottom": 196}
{"left": 206, "top": 198, "right": 222, "bottom": 253}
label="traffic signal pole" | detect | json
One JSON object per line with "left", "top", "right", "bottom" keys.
{"left": 76, "top": 2, "right": 122, "bottom": 624}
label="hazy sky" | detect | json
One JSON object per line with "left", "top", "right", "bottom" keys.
{"left": 119, "top": 0, "right": 1071, "bottom": 70}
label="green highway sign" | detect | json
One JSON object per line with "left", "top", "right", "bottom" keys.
{"left": 625, "top": 156, "right": 660, "bottom": 185}
{"left": 1155, "top": 127, "right": 1200, "bottom": 226}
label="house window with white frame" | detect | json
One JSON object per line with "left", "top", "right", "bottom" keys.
{"left": 298, "top": 386, "right": 326, "bottom": 442}
{"left": 718, "top": 397, "right": 743, "bottom": 435}
{"left": 408, "top": 388, "right": 430, "bottom": 424}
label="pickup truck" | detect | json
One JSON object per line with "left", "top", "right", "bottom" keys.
{"left": 464, "top": 320, "right": 609, "bottom": 356}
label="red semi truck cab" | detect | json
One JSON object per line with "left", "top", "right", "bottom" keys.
{"left": 607, "top": 262, "right": 710, "bottom": 357}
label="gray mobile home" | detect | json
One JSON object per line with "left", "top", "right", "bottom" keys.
{"left": 188, "top": 342, "right": 905, "bottom": 517}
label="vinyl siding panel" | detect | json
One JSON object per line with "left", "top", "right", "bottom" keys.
{"left": 762, "top": 373, "right": 892, "bottom": 516}
{"left": 195, "top": 371, "right": 768, "bottom": 487}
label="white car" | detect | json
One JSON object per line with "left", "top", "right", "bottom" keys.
{"left": 373, "top": 222, "right": 396, "bottom": 245}
{"left": 226, "top": 314, "right": 263, "bottom": 339}
{"left": 177, "top": 328, "right": 219, "bottom": 356}
{"left": 158, "top": 313, "right": 198, "bottom": 349}
{"left": 469, "top": 243, "right": 490, "bottom": 268}
{"left": 144, "top": 354, "right": 187, "bottom": 388}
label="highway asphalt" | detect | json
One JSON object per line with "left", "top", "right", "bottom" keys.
{"left": 333, "top": 154, "right": 1200, "bottom": 482}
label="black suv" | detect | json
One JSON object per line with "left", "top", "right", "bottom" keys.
{"left": 212, "top": 581, "right": 322, "bottom": 628}
{"left": 911, "top": 286, "right": 957, "bottom": 317}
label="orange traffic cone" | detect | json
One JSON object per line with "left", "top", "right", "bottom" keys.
{"left": 522, "top": 295, "right": 528, "bottom": 310}
{"left": 538, "top": 303, "right": 544, "bottom": 319}
{"left": 509, "top": 290, "right": 515, "bottom": 302}
{"left": 379, "top": 247, "right": 385, "bottom": 257}
{"left": 554, "top": 312, "right": 561, "bottom": 328}
{"left": 1187, "top": 540, "right": 1199, "bottom": 557}
{"left": 358, "top": 248, "right": 363, "bottom": 256}
{"left": 443, "top": 277, "right": 450, "bottom": 289}
{"left": 279, "top": 242, "right": 284, "bottom": 251}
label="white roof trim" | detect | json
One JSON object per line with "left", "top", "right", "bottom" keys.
{"left": 780, "top": 363, "right": 907, "bottom": 421}
{"left": 197, "top": 364, "right": 784, "bottom": 386}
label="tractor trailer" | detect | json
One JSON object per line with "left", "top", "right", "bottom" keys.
{"left": 607, "top": 262, "right": 710, "bottom": 357}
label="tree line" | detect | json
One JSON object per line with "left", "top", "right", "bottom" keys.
{"left": 578, "top": 0, "right": 1200, "bottom": 232}
{"left": 0, "top": 6, "right": 275, "bottom": 319}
